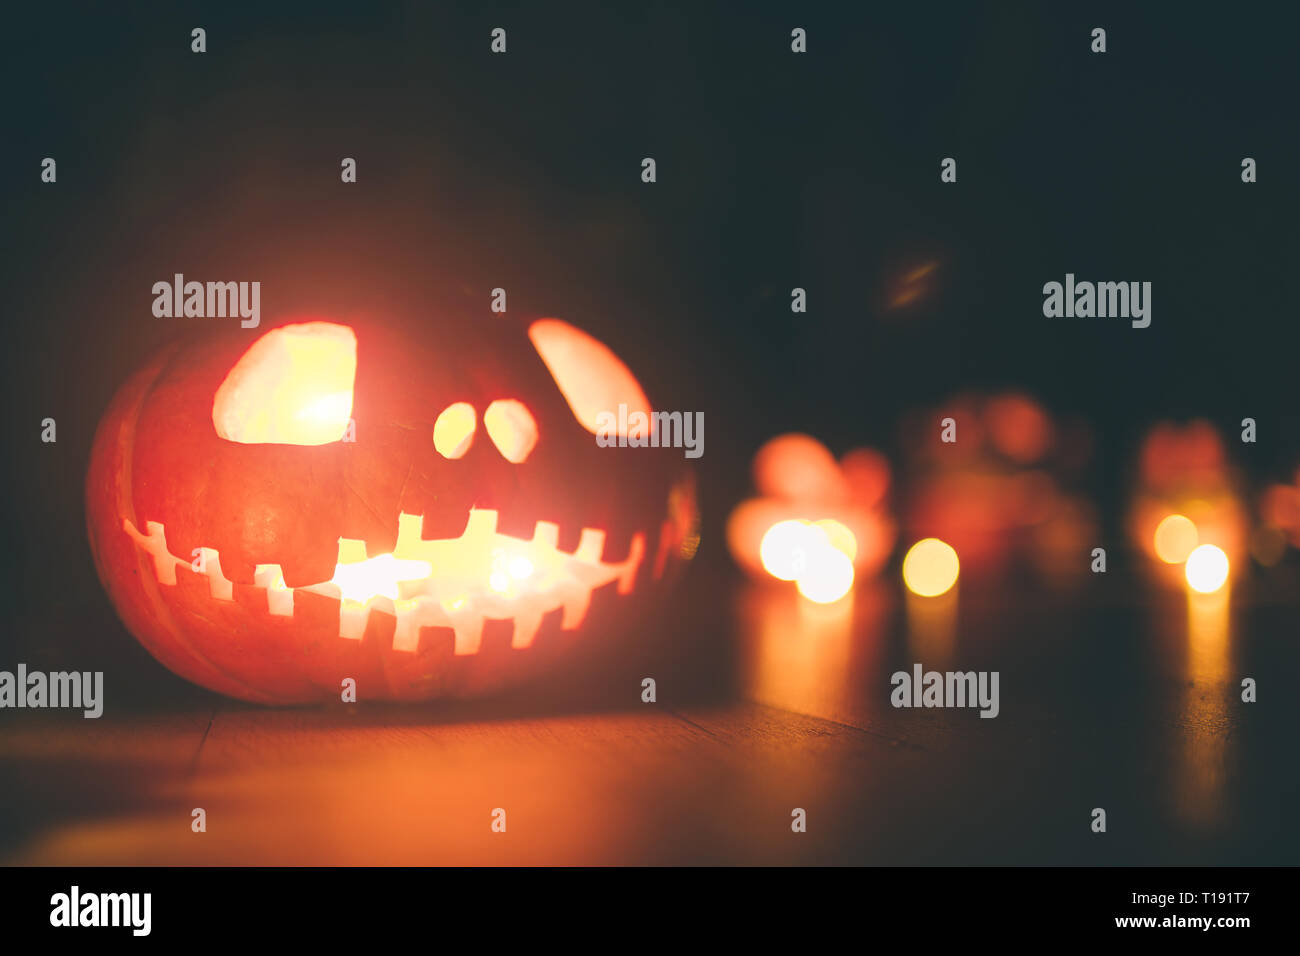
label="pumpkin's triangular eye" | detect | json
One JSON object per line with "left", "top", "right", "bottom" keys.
{"left": 213, "top": 322, "right": 357, "bottom": 445}
{"left": 527, "top": 318, "right": 650, "bottom": 436}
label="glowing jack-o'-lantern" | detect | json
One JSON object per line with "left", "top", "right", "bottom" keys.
{"left": 86, "top": 316, "right": 697, "bottom": 703}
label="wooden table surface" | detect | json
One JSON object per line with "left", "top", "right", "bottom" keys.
{"left": 2, "top": 569, "right": 1297, "bottom": 865}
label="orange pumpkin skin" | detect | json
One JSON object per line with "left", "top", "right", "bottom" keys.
{"left": 86, "top": 316, "right": 696, "bottom": 704}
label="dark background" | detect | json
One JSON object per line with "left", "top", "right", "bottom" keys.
{"left": 0, "top": 2, "right": 1297, "bottom": 865}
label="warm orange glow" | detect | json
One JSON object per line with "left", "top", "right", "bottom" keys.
{"left": 1153, "top": 514, "right": 1199, "bottom": 564}
{"left": 753, "top": 434, "right": 849, "bottom": 502}
{"left": 213, "top": 322, "right": 357, "bottom": 445}
{"left": 902, "top": 538, "right": 960, "bottom": 597}
{"left": 1139, "top": 420, "right": 1227, "bottom": 488}
{"left": 1130, "top": 491, "right": 1247, "bottom": 575}
{"left": 813, "top": 518, "right": 857, "bottom": 563}
{"left": 124, "top": 510, "right": 645, "bottom": 655}
{"left": 330, "top": 551, "right": 435, "bottom": 603}
{"left": 758, "top": 519, "right": 855, "bottom": 603}
{"left": 727, "top": 498, "right": 891, "bottom": 579}
{"left": 1262, "top": 483, "right": 1300, "bottom": 548}
{"left": 759, "top": 520, "right": 818, "bottom": 582}
{"left": 315, "top": 510, "right": 643, "bottom": 650}
{"left": 839, "top": 448, "right": 891, "bottom": 509}
{"left": 795, "top": 545, "right": 854, "bottom": 604}
{"left": 1179, "top": 583, "right": 1231, "bottom": 825}
{"left": 985, "top": 393, "right": 1052, "bottom": 464}
{"left": 1184, "top": 544, "right": 1229, "bottom": 594}
{"left": 252, "top": 564, "right": 292, "bottom": 616}
{"left": 483, "top": 399, "right": 538, "bottom": 462}
{"left": 433, "top": 402, "right": 477, "bottom": 459}
{"left": 728, "top": 434, "right": 895, "bottom": 590}
{"left": 528, "top": 318, "right": 651, "bottom": 437}
{"left": 888, "top": 260, "right": 939, "bottom": 309}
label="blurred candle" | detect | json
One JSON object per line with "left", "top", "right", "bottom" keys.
{"left": 905, "top": 587, "right": 957, "bottom": 665}
{"left": 737, "top": 580, "right": 893, "bottom": 723}
{"left": 1153, "top": 513, "right": 1198, "bottom": 564}
{"left": 902, "top": 538, "right": 960, "bottom": 597}
{"left": 1177, "top": 584, "right": 1232, "bottom": 826}
{"left": 902, "top": 538, "right": 960, "bottom": 664}
{"left": 1185, "top": 544, "right": 1229, "bottom": 594}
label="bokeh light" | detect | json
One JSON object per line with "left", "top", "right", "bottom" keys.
{"left": 759, "top": 519, "right": 857, "bottom": 603}
{"left": 1153, "top": 514, "right": 1199, "bottom": 564}
{"left": 984, "top": 393, "right": 1052, "bottom": 464}
{"left": 1185, "top": 544, "right": 1229, "bottom": 594}
{"left": 759, "top": 520, "right": 818, "bottom": 582}
{"left": 813, "top": 518, "right": 857, "bottom": 563}
{"left": 902, "top": 538, "right": 960, "bottom": 597}
{"left": 753, "top": 433, "right": 849, "bottom": 502}
{"left": 795, "top": 545, "right": 855, "bottom": 604}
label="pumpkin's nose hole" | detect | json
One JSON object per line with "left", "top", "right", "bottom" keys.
{"left": 484, "top": 399, "right": 538, "bottom": 463}
{"left": 433, "top": 402, "right": 477, "bottom": 459}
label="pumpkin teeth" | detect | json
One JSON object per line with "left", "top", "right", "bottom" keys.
{"left": 123, "top": 512, "right": 645, "bottom": 655}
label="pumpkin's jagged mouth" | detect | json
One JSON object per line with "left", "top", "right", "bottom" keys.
{"left": 123, "top": 510, "right": 653, "bottom": 655}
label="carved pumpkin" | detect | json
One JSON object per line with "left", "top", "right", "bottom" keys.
{"left": 86, "top": 316, "right": 697, "bottom": 703}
